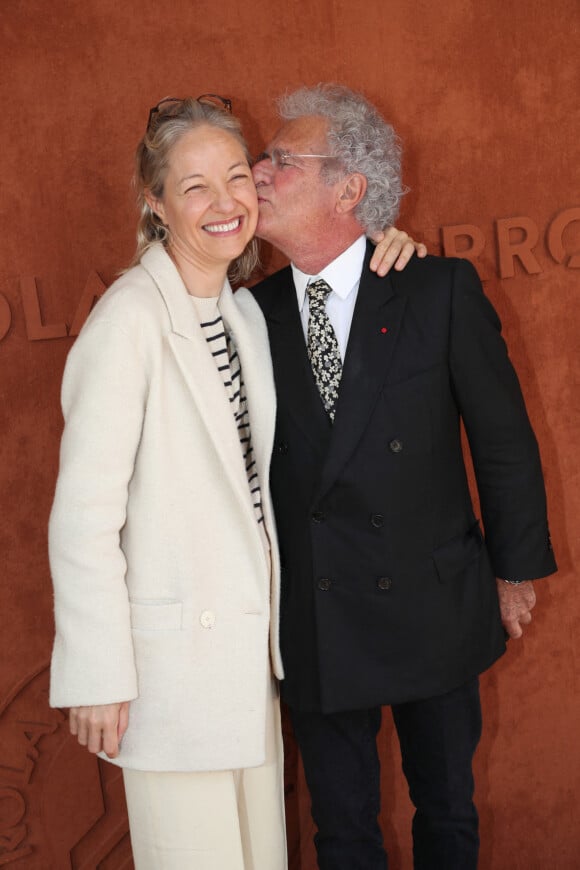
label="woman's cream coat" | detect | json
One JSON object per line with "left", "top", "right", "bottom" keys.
{"left": 49, "top": 244, "right": 283, "bottom": 772}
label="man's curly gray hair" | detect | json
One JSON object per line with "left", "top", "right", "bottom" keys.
{"left": 277, "top": 84, "right": 404, "bottom": 234}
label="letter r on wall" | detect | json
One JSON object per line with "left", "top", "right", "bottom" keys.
{"left": 496, "top": 217, "right": 542, "bottom": 279}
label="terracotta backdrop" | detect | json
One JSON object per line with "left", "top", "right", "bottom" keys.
{"left": 1, "top": 1, "right": 578, "bottom": 867}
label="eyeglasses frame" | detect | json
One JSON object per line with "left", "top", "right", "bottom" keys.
{"left": 253, "top": 148, "right": 335, "bottom": 169}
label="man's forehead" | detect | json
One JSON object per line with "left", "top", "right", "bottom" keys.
{"left": 267, "top": 115, "right": 329, "bottom": 150}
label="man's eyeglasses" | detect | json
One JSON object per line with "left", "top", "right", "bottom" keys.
{"left": 146, "top": 94, "right": 232, "bottom": 133}
{"left": 253, "top": 149, "right": 334, "bottom": 169}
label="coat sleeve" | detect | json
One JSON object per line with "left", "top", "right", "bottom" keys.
{"left": 49, "top": 315, "right": 149, "bottom": 707}
{"left": 448, "top": 258, "right": 557, "bottom": 581}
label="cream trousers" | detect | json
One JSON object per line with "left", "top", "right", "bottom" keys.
{"left": 123, "top": 681, "right": 286, "bottom": 870}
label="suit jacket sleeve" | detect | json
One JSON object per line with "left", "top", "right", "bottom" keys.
{"left": 449, "top": 258, "right": 556, "bottom": 581}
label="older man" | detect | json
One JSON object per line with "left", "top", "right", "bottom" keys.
{"left": 250, "top": 85, "right": 556, "bottom": 870}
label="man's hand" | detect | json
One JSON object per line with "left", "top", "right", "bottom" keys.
{"left": 496, "top": 579, "right": 537, "bottom": 640}
{"left": 69, "top": 701, "right": 130, "bottom": 758}
{"left": 369, "top": 226, "right": 428, "bottom": 276}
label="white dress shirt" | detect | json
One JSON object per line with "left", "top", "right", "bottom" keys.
{"left": 291, "top": 234, "right": 367, "bottom": 361}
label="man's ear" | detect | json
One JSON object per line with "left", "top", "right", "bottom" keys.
{"left": 144, "top": 189, "right": 166, "bottom": 225}
{"left": 336, "top": 173, "right": 367, "bottom": 215}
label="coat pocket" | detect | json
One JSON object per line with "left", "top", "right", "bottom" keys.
{"left": 129, "top": 599, "right": 183, "bottom": 631}
{"left": 432, "top": 523, "right": 483, "bottom": 583}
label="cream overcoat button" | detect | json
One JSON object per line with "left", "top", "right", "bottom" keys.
{"left": 200, "top": 610, "right": 216, "bottom": 629}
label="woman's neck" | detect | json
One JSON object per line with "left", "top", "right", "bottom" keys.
{"left": 167, "top": 243, "right": 228, "bottom": 298}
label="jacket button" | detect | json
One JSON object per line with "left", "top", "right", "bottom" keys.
{"left": 377, "top": 577, "right": 392, "bottom": 591}
{"left": 317, "top": 578, "right": 332, "bottom": 591}
{"left": 388, "top": 438, "right": 403, "bottom": 453}
{"left": 312, "top": 511, "right": 325, "bottom": 523}
{"left": 200, "top": 610, "right": 216, "bottom": 628}
{"left": 370, "top": 513, "right": 384, "bottom": 528}
{"left": 276, "top": 441, "right": 288, "bottom": 454}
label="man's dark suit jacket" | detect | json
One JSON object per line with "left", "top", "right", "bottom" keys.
{"left": 251, "top": 245, "right": 556, "bottom": 713}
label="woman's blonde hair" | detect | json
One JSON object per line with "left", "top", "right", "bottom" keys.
{"left": 130, "top": 97, "right": 259, "bottom": 283}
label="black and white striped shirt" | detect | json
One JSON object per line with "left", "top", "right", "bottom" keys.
{"left": 190, "top": 295, "right": 264, "bottom": 528}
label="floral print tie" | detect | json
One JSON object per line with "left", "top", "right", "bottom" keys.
{"left": 307, "top": 279, "right": 343, "bottom": 421}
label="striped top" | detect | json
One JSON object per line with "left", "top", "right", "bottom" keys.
{"left": 190, "top": 295, "right": 264, "bottom": 528}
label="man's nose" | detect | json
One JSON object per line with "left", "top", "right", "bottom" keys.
{"left": 252, "top": 156, "right": 273, "bottom": 184}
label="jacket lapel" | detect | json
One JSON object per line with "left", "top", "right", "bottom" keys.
{"left": 316, "top": 244, "right": 407, "bottom": 502}
{"left": 218, "top": 285, "right": 277, "bottom": 508}
{"left": 140, "top": 245, "right": 257, "bottom": 521}
{"left": 260, "top": 268, "right": 331, "bottom": 452}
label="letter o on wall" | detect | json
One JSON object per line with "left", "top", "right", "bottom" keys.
{"left": 547, "top": 207, "right": 580, "bottom": 268}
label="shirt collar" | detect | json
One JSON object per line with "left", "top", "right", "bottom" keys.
{"left": 292, "top": 234, "right": 367, "bottom": 312}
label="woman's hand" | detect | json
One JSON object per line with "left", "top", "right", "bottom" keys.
{"left": 369, "top": 226, "right": 428, "bottom": 276}
{"left": 69, "top": 701, "right": 130, "bottom": 759}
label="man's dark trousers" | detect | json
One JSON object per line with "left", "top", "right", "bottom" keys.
{"left": 290, "top": 677, "right": 482, "bottom": 870}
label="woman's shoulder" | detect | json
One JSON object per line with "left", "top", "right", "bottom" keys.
{"left": 83, "top": 251, "right": 169, "bottom": 337}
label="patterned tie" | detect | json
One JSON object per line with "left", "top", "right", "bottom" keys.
{"left": 307, "top": 279, "right": 343, "bottom": 421}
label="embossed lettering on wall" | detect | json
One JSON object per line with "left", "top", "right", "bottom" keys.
{"left": 0, "top": 208, "right": 578, "bottom": 346}
{"left": 0, "top": 272, "right": 106, "bottom": 345}
{"left": 439, "top": 207, "right": 580, "bottom": 276}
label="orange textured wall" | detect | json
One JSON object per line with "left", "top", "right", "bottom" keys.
{"left": 1, "top": 1, "right": 578, "bottom": 867}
